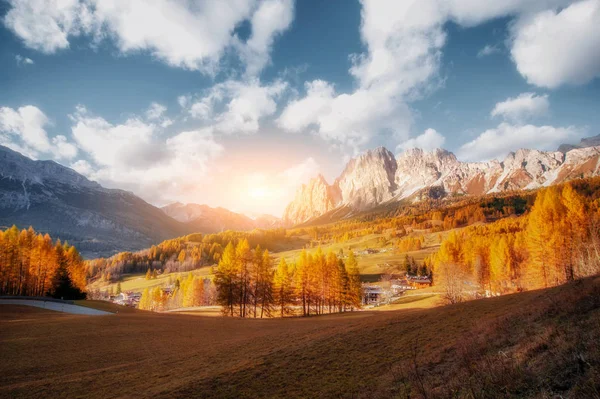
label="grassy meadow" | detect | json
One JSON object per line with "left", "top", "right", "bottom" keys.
{"left": 2, "top": 275, "right": 599, "bottom": 398}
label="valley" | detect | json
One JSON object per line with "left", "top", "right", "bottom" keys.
{"left": 2, "top": 1, "right": 600, "bottom": 397}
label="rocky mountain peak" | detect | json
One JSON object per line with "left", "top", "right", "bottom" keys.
{"left": 336, "top": 146, "right": 397, "bottom": 209}
{"left": 284, "top": 142, "right": 600, "bottom": 225}
{"left": 283, "top": 175, "right": 341, "bottom": 225}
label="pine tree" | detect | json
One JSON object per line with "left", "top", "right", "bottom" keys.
{"left": 116, "top": 281, "right": 122, "bottom": 295}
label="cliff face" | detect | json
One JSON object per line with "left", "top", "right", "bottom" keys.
{"left": 283, "top": 143, "right": 600, "bottom": 225}
{"left": 283, "top": 174, "right": 341, "bottom": 225}
{"left": 336, "top": 147, "right": 397, "bottom": 209}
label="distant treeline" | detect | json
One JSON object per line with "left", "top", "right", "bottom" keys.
{"left": 0, "top": 226, "right": 87, "bottom": 299}
{"left": 86, "top": 228, "right": 289, "bottom": 282}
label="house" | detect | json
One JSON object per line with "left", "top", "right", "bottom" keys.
{"left": 363, "top": 285, "right": 385, "bottom": 305}
{"left": 407, "top": 275, "right": 432, "bottom": 288}
{"left": 390, "top": 279, "right": 413, "bottom": 294}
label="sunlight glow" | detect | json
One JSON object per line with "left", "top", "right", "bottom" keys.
{"left": 248, "top": 186, "right": 271, "bottom": 199}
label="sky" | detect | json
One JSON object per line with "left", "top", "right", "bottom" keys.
{"left": 1, "top": 0, "right": 599, "bottom": 217}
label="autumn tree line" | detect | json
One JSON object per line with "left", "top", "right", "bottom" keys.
{"left": 433, "top": 182, "right": 600, "bottom": 301}
{"left": 0, "top": 226, "right": 86, "bottom": 299}
{"left": 214, "top": 239, "right": 363, "bottom": 317}
{"left": 86, "top": 228, "right": 288, "bottom": 282}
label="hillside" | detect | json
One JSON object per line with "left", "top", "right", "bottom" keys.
{"left": 0, "top": 145, "right": 191, "bottom": 258}
{"left": 2, "top": 275, "right": 598, "bottom": 398}
{"left": 0, "top": 146, "right": 283, "bottom": 258}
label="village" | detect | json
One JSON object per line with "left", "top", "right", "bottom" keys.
{"left": 105, "top": 272, "right": 433, "bottom": 311}
{"left": 362, "top": 274, "right": 432, "bottom": 307}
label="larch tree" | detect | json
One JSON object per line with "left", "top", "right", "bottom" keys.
{"left": 274, "top": 257, "right": 293, "bottom": 317}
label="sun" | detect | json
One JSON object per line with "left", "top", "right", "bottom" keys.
{"left": 249, "top": 186, "right": 270, "bottom": 199}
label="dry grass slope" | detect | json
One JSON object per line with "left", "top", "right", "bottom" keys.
{"left": 1, "top": 276, "right": 599, "bottom": 398}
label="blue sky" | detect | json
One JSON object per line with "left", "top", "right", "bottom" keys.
{"left": 1, "top": 0, "right": 599, "bottom": 216}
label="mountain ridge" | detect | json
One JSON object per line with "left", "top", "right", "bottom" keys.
{"left": 0, "top": 145, "right": 281, "bottom": 258}
{"left": 284, "top": 142, "right": 600, "bottom": 225}
{"left": 161, "top": 202, "right": 284, "bottom": 232}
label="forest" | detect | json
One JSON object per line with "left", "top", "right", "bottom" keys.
{"left": 433, "top": 181, "right": 600, "bottom": 302}
{"left": 0, "top": 226, "right": 87, "bottom": 299}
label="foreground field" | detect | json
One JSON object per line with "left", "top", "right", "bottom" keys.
{"left": 2, "top": 276, "right": 599, "bottom": 398}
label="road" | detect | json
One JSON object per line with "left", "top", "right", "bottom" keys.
{"left": 0, "top": 299, "right": 113, "bottom": 315}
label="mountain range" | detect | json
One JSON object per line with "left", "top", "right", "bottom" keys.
{"left": 2, "top": 133, "right": 600, "bottom": 257}
{"left": 0, "top": 145, "right": 281, "bottom": 258}
{"left": 283, "top": 142, "right": 600, "bottom": 225}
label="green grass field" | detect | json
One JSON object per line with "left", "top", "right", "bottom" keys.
{"left": 90, "top": 266, "right": 213, "bottom": 294}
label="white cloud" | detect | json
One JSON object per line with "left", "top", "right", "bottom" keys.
{"left": 277, "top": 0, "right": 592, "bottom": 149}
{"left": 177, "top": 95, "right": 190, "bottom": 109}
{"left": 52, "top": 135, "right": 78, "bottom": 159}
{"left": 477, "top": 44, "right": 500, "bottom": 58}
{"left": 4, "top": 0, "right": 295, "bottom": 76}
{"left": 145, "top": 102, "right": 166, "bottom": 120}
{"left": 0, "top": 105, "right": 51, "bottom": 153}
{"left": 397, "top": 128, "right": 446, "bottom": 152}
{"left": 491, "top": 92, "right": 549, "bottom": 122}
{"left": 68, "top": 106, "right": 223, "bottom": 202}
{"left": 70, "top": 159, "right": 94, "bottom": 176}
{"left": 15, "top": 54, "right": 34, "bottom": 65}
{"left": 145, "top": 102, "right": 172, "bottom": 128}
{"left": 457, "top": 122, "right": 584, "bottom": 161}
{"left": 186, "top": 78, "right": 288, "bottom": 134}
{"left": 0, "top": 105, "right": 78, "bottom": 160}
{"left": 510, "top": 0, "right": 600, "bottom": 88}
{"left": 237, "top": 0, "right": 295, "bottom": 76}
{"left": 3, "top": 0, "right": 98, "bottom": 53}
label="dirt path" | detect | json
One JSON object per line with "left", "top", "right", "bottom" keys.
{"left": 0, "top": 299, "right": 113, "bottom": 315}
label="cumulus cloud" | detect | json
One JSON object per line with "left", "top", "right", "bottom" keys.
{"left": 0, "top": 105, "right": 77, "bottom": 160}
{"left": 69, "top": 106, "right": 224, "bottom": 202}
{"left": 145, "top": 102, "right": 172, "bottom": 128}
{"left": 397, "top": 128, "right": 446, "bottom": 152}
{"left": 276, "top": 0, "right": 582, "bottom": 149}
{"left": 510, "top": 0, "right": 600, "bottom": 88}
{"left": 457, "top": 122, "right": 585, "bottom": 161}
{"left": 491, "top": 92, "right": 549, "bottom": 122}
{"left": 237, "top": 0, "right": 295, "bottom": 76}
{"left": 185, "top": 78, "right": 288, "bottom": 134}
{"left": 15, "top": 54, "right": 34, "bottom": 65}
{"left": 3, "top": 0, "right": 294, "bottom": 76}
{"left": 3, "top": 0, "right": 98, "bottom": 53}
